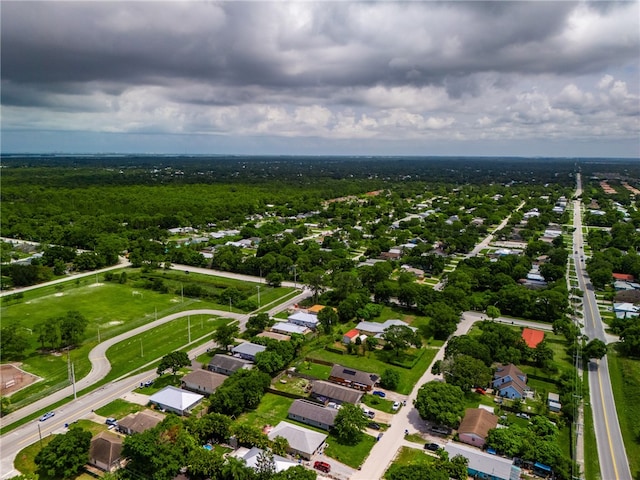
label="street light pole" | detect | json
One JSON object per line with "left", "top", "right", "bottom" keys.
{"left": 188, "top": 316, "right": 191, "bottom": 343}
{"left": 140, "top": 338, "right": 144, "bottom": 358}
{"left": 257, "top": 285, "right": 261, "bottom": 308}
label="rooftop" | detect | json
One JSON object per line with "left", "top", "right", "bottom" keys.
{"left": 267, "top": 421, "right": 327, "bottom": 456}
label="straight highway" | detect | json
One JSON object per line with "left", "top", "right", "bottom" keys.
{"left": 572, "top": 174, "right": 631, "bottom": 480}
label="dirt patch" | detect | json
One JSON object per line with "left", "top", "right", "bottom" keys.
{"left": 0, "top": 363, "right": 41, "bottom": 396}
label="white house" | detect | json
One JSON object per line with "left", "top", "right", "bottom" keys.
{"left": 288, "top": 311, "right": 320, "bottom": 330}
{"left": 148, "top": 386, "right": 203, "bottom": 416}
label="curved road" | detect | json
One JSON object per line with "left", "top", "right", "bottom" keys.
{"left": 1, "top": 274, "right": 309, "bottom": 478}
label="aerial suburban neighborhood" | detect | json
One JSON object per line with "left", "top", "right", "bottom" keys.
{"left": 1, "top": 156, "right": 638, "bottom": 480}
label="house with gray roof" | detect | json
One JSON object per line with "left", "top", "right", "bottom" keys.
{"left": 117, "top": 410, "right": 165, "bottom": 435}
{"left": 355, "top": 319, "right": 417, "bottom": 337}
{"left": 181, "top": 369, "right": 227, "bottom": 395}
{"left": 288, "top": 311, "right": 320, "bottom": 330}
{"left": 329, "top": 364, "right": 379, "bottom": 391}
{"left": 311, "top": 380, "right": 363, "bottom": 405}
{"left": 231, "top": 342, "right": 266, "bottom": 361}
{"left": 271, "top": 322, "right": 310, "bottom": 335}
{"left": 492, "top": 364, "right": 529, "bottom": 400}
{"left": 208, "top": 354, "right": 253, "bottom": 376}
{"left": 268, "top": 421, "right": 327, "bottom": 460}
{"left": 288, "top": 399, "right": 338, "bottom": 431}
{"left": 148, "top": 386, "right": 203, "bottom": 416}
{"left": 234, "top": 447, "right": 297, "bottom": 473}
{"left": 89, "top": 431, "right": 123, "bottom": 472}
{"left": 444, "top": 442, "right": 521, "bottom": 480}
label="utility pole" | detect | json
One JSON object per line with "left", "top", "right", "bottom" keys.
{"left": 257, "top": 285, "right": 261, "bottom": 308}
{"left": 181, "top": 283, "right": 184, "bottom": 303}
{"left": 67, "top": 349, "right": 71, "bottom": 382}
{"left": 188, "top": 315, "right": 191, "bottom": 343}
{"left": 37, "top": 423, "right": 43, "bottom": 448}
{"left": 97, "top": 326, "right": 101, "bottom": 343}
{"left": 140, "top": 338, "right": 144, "bottom": 358}
{"left": 71, "top": 363, "right": 77, "bottom": 400}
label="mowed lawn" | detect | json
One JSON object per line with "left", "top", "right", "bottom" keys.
{"left": 608, "top": 352, "right": 640, "bottom": 479}
{"left": 306, "top": 346, "right": 438, "bottom": 394}
{"left": 104, "top": 315, "right": 229, "bottom": 381}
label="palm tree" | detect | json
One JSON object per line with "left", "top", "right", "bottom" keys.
{"left": 222, "top": 456, "right": 252, "bottom": 480}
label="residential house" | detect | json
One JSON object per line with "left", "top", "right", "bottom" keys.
{"left": 148, "top": 386, "right": 203, "bottom": 416}
{"left": 288, "top": 311, "right": 320, "bottom": 330}
{"left": 231, "top": 342, "right": 267, "bottom": 361}
{"left": 257, "top": 331, "right": 290, "bottom": 341}
{"left": 328, "top": 364, "right": 379, "bottom": 391}
{"left": 457, "top": 408, "right": 498, "bottom": 448}
{"left": 271, "top": 322, "right": 310, "bottom": 336}
{"left": 613, "top": 273, "right": 635, "bottom": 282}
{"left": 311, "top": 380, "right": 363, "bottom": 405}
{"left": 342, "top": 329, "right": 360, "bottom": 344}
{"left": 233, "top": 447, "right": 296, "bottom": 473}
{"left": 117, "top": 410, "right": 165, "bottom": 435}
{"left": 492, "top": 364, "right": 529, "bottom": 399}
{"left": 267, "top": 421, "right": 327, "bottom": 460}
{"left": 521, "top": 328, "right": 545, "bottom": 349}
{"left": 355, "top": 319, "right": 417, "bottom": 338}
{"left": 548, "top": 392, "right": 562, "bottom": 413}
{"left": 181, "top": 370, "right": 227, "bottom": 396}
{"left": 307, "top": 304, "right": 327, "bottom": 315}
{"left": 208, "top": 354, "right": 253, "bottom": 375}
{"left": 288, "top": 399, "right": 338, "bottom": 431}
{"left": 89, "top": 431, "right": 123, "bottom": 472}
{"left": 613, "top": 302, "right": 640, "bottom": 319}
{"left": 444, "top": 443, "right": 521, "bottom": 480}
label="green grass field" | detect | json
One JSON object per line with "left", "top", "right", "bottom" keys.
{"left": 94, "top": 399, "right": 143, "bottom": 419}
{"left": 237, "top": 392, "right": 295, "bottom": 429}
{"left": 608, "top": 352, "right": 640, "bottom": 479}
{"left": 325, "top": 432, "right": 377, "bottom": 469}
{"left": 384, "top": 446, "right": 434, "bottom": 478}
{"left": 361, "top": 394, "right": 398, "bottom": 414}
{"left": 306, "top": 345, "right": 438, "bottom": 394}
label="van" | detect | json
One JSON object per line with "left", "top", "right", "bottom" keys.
{"left": 313, "top": 461, "right": 331, "bottom": 473}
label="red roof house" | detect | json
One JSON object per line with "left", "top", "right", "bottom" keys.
{"left": 521, "top": 328, "right": 545, "bottom": 348}
{"left": 613, "top": 273, "right": 635, "bottom": 282}
{"left": 342, "top": 329, "right": 360, "bottom": 344}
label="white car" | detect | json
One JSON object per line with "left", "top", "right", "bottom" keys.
{"left": 392, "top": 401, "right": 400, "bottom": 411}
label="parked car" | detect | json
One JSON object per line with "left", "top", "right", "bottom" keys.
{"left": 430, "top": 425, "right": 452, "bottom": 435}
{"left": 372, "top": 390, "right": 386, "bottom": 398}
{"left": 516, "top": 413, "right": 530, "bottom": 419}
{"left": 392, "top": 401, "right": 400, "bottom": 411}
{"left": 368, "top": 422, "right": 381, "bottom": 430}
{"left": 105, "top": 417, "right": 117, "bottom": 426}
{"left": 424, "top": 443, "right": 440, "bottom": 452}
{"left": 313, "top": 461, "right": 331, "bottom": 473}
{"left": 475, "top": 387, "right": 487, "bottom": 395}
{"left": 143, "top": 380, "right": 154, "bottom": 387}
{"left": 39, "top": 411, "right": 55, "bottom": 422}
{"left": 360, "top": 406, "right": 375, "bottom": 418}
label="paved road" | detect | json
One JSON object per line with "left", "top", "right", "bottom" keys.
{"left": 572, "top": 174, "right": 632, "bottom": 480}
{"left": 0, "top": 309, "right": 246, "bottom": 428}
{"left": 434, "top": 200, "right": 525, "bottom": 290}
{"left": 0, "top": 265, "right": 310, "bottom": 477}
{"left": 351, "top": 312, "right": 554, "bottom": 479}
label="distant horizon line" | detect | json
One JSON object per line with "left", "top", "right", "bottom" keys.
{"left": 2, "top": 152, "right": 639, "bottom": 160}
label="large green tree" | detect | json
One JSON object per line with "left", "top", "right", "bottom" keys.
{"left": 382, "top": 325, "right": 421, "bottom": 357}
{"left": 34, "top": 426, "right": 91, "bottom": 479}
{"left": 442, "top": 354, "right": 492, "bottom": 392}
{"left": 0, "top": 322, "right": 31, "bottom": 359}
{"left": 414, "top": 381, "right": 465, "bottom": 428}
{"left": 157, "top": 351, "right": 191, "bottom": 379}
{"left": 213, "top": 323, "right": 240, "bottom": 351}
{"left": 333, "top": 403, "right": 369, "bottom": 444}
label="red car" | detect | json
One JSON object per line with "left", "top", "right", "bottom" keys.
{"left": 475, "top": 387, "right": 487, "bottom": 395}
{"left": 314, "top": 461, "right": 331, "bottom": 473}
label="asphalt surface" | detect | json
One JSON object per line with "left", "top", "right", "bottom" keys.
{"left": 0, "top": 265, "right": 309, "bottom": 479}
{"left": 572, "top": 175, "right": 632, "bottom": 480}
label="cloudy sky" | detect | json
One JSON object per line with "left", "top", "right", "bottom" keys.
{"left": 2, "top": 1, "right": 639, "bottom": 157}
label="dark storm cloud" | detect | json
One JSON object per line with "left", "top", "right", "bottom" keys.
{"left": 1, "top": 1, "right": 638, "bottom": 155}
{"left": 3, "top": 1, "right": 637, "bottom": 97}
